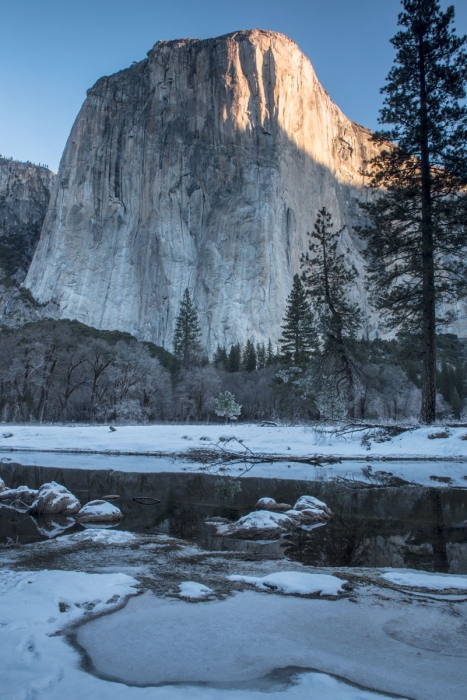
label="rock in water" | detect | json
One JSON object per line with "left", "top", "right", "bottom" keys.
{"left": 255, "top": 497, "right": 292, "bottom": 512}
{"left": 29, "top": 481, "right": 81, "bottom": 516}
{"left": 0, "top": 486, "right": 39, "bottom": 510}
{"left": 76, "top": 500, "right": 124, "bottom": 523}
{"left": 25, "top": 30, "right": 381, "bottom": 351}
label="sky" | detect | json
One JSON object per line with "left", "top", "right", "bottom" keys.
{"left": 1, "top": 0, "right": 466, "bottom": 172}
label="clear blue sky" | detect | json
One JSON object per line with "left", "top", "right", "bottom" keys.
{"left": 1, "top": 0, "right": 466, "bottom": 172}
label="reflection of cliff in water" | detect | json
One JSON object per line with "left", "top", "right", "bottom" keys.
{"left": 0, "top": 461, "right": 466, "bottom": 573}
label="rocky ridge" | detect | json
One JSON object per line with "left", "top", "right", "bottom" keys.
{"left": 0, "top": 158, "right": 56, "bottom": 325}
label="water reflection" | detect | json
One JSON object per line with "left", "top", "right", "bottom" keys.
{"left": 0, "top": 460, "right": 466, "bottom": 573}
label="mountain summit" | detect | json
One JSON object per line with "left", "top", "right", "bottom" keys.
{"left": 26, "top": 29, "right": 380, "bottom": 351}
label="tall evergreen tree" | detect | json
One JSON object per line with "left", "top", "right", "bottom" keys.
{"left": 266, "top": 339, "right": 275, "bottom": 366}
{"left": 172, "top": 288, "right": 202, "bottom": 369}
{"left": 227, "top": 343, "right": 241, "bottom": 372}
{"left": 360, "top": 0, "right": 467, "bottom": 423}
{"left": 242, "top": 339, "right": 257, "bottom": 372}
{"left": 301, "top": 207, "right": 362, "bottom": 407}
{"left": 279, "top": 274, "right": 317, "bottom": 364}
{"left": 256, "top": 343, "right": 266, "bottom": 370}
{"left": 213, "top": 345, "right": 227, "bottom": 368}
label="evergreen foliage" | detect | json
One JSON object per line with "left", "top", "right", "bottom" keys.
{"left": 279, "top": 274, "right": 317, "bottom": 364}
{"left": 227, "top": 343, "right": 241, "bottom": 372}
{"left": 242, "top": 339, "right": 257, "bottom": 372}
{"left": 213, "top": 345, "right": 228, "bottom": 368}
{"left": 214, "top": 391, "right": 242, "bottom": 422}
{"left": 256, "top": 343, "right": 266, "bottom": 370}
{"left": 301, "top": 208, "right": 362, "bottom": 414}
{"left": 173, "top": 288, "right": 202, "bottom": 369}
{"left": 266, "top": 339, "right": 275, "bottom": 367}
{"left": 359, "top": 0, "right": 467, "bottom": 423}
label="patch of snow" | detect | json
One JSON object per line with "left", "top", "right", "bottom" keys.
{"left": 178, "top": 581, "right": 213, "bottom": 599}
{"left": 67, "top": 529, "right": 136, "bottom": 544}
{"left": 228, "top": 571, "right": 346, "bottom": 596}
{"left": 382, "top": 569, "right": 467, "bottom": 590}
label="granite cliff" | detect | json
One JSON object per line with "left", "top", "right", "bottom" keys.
{"left": 25, "top": 30, "right": 383, "bottom": 351}
{"left": 0, "top": 158, "right": 56, "bottom": 324}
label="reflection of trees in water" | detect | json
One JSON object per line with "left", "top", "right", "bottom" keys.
{"left": 282, "top": 510, "right": 370, "bottom": 567}
{"left": 402, "top": 488, "right": 449, "bottom": 573}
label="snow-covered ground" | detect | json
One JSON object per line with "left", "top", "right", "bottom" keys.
{"left": 1, "top": 423, "right": 466, "bottom": 459}
{"left": 1, "top": 423, "right": 466, "bottom": 487}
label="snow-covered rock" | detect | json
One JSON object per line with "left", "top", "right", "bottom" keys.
{"left": 210, "top": 510, "right": 294, "bottom": 540}
{"left": 255, "top": 497, "right": 292, "bottom": 512}
{"left": 291, "top": 495, "right": 333, "bottom": 521}
{"left": 228, "top": 571, "right": 347, "bottom": 596}
{"left": 29, "top": 481, "right": 81, "bottom": 516}
{"left": 76, "top": 500, "right": 123, "bottom": 523}
{"left": 0, "top": 485, "right": 38, "bottom": 510}
{"left": 178, "top": 582, "right": 213, "bottom": 600}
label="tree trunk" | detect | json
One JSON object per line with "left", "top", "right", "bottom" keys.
{"left": 418, "top": 19, "right": 436, "bottom": 424}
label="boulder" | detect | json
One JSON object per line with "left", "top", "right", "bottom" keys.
{"left": 213, "top": 510, "right": 294, "bottom": 540}
{"left": 76, "top": 500, "right": 123, "bottom": 523}
{"left": 255, "top": 497, "right": 292, "bottom": 513}
{"left": 0, "top": 486, "right": 39, "bottom": 510}
{"left": 29, "top": 481, "right": 81, "bottom": 516}
{"left": 293, "top": 495, "right": 333, "bottom": 519}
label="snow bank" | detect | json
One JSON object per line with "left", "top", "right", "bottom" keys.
{"left": 228, "top": 571, "right": 346, "bottom": 596}
{"left": 30, "top": 481, "right": 81, "bottom": 515}
{"left": 1, "top": 423, "right": 466, "bottom": 460}
{"left": 76, "top": 500, "right": 123, "bottom": 523}
{"left": 382, "top": 570, "right": 467, "bottom": 590}
{"left": 178, "top": 581, "right": 213, "bottom": 599}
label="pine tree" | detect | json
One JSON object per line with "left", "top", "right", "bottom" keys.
{"left": 256, "top": 343, "right": 266, "bottom": 370}
{"left": 213, "top": 345, "right": 227, "bottom": 368}
{"left": 172, "top": 288, "right": 202, "bottom": 369}
{"left": 242, "top": 339, "right": 257, "bottom": 372}
{"left": 227, "top": 343, "right": 241, "bottom": 372}
{"left": 301, "top": 208, "right": 362, "bottom": 409}
{"left": 266, "top": 339, "right": 275, "bottom": 366}
{"left": 214, "top": 391, "right": 242, "bottom": 422}
{"left": 360, "top": 0, "right": 467, "bottom": 423}
{"left": 279, "top": 274, "right": 317, "bottom": 365}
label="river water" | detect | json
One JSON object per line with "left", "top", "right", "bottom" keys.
{"left": 1, "top": 458, "right": 466, "bottom": 573}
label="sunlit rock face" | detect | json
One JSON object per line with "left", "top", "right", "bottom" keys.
{"left": 26, "top": 29, "right": 383, "bottom": 352}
